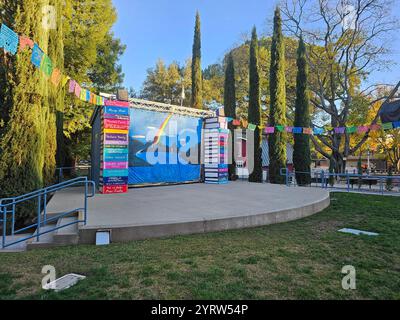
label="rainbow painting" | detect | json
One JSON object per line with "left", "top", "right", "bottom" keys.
{"left": 153, "top": 114, "right": 173, "bottom": 145}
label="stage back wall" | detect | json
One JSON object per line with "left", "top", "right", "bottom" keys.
{"left": 128, "top": 109, "right": 202, "bottom": 186}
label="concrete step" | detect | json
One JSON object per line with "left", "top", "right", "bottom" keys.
{"left": 0, "top": 234, "right": 32, "bottom": 252}
{"left": 53, "top": 216, "right": 79, "bottom": 245}
{"left": 26, "top": 224, "right": 58, "bottom": 250}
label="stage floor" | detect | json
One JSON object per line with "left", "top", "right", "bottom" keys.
{"left": 47, "top": 182, "right": 330, "bottom": 244}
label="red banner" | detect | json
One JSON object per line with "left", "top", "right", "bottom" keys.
{"left": 104, "top": 119, "right": 130, "bottom": 130}
{"left": 102, "top": 185, "right": 128, "bottom": 194}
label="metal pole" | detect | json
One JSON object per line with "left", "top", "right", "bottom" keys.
{"left": 37, "top": 195, "right": 41, "bottom": 242}
{"left": 84, "top": 178, "right": 88, "bottom": 225}
{"left": 43, "top": 193, "right": 47, "bottom": 226}
{"left": 2, "top": 206, "right": 6, "bottom": 249}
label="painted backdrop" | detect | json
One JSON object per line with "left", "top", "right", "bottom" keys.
{"left": 128, "top": 109, "right": 202, "bottom": 185}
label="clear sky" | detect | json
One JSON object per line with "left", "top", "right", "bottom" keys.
{"left": 112, "top": 0, "right": 400, "bottom": 93}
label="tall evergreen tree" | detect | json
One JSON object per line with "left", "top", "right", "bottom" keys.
{"left": 248, "top": 27, "right": 263, "bottom": 183}
{"left": 293, "top": 37, "right": 311, "bottom": 185}
{"left": 224, "top": 54, "right": 238, "bottom": 180}
{"left": 191, "top": 11, "right": 203, "bottom": 109}
{"left": 269, "top": 7, "right": 287, "bottom": 184}
{"left": 0, "top": 0, "right": 53, "bottom": 224}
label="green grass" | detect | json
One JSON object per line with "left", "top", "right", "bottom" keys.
{"left": 1, "top": 193, "right": 400, "bottom": 300}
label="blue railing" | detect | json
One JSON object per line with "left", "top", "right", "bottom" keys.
{"left": 56, "top": 166, "right": 91, "bottom": 184}
{"left": 1, "top": 177, "right": 96, "bottom": 249}
{"left": 280, "top": 168, "right": 400, "bottom": 195}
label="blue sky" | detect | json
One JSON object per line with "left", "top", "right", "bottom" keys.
{"left": 112, "top": 0, "right": 400, "bottom": 92}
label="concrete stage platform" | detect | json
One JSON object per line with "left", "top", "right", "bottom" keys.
{"left": 47, "top": 182, "right": 330, "bottom": 244}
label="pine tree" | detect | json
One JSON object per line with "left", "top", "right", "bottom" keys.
{"left": 293, "top": 37, "right": 311, "bottom": 185}
{"left": 191, "top": 11, "right": 203, "bottom": 109}
{"left": 248, "top": 27, "right": 263, "bottom": 183}
{"left": 269, "top": 7, "right": 287, "bottom": 184}
{"left": 224, "top": 54, "right": 238, "bottom": 180}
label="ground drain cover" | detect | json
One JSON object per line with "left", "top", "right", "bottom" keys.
{"left": 43, "top": 274, "right": 86, "bottom": 292}
{"left": 338, "top": 228, "right": 379, "bottom": 236}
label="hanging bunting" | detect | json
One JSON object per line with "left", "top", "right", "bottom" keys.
{"left": 292, "top": 127, "right": 302, "bottom": 134}
{"left": 276, "top": 125, "right": 285, "bottom": 132}
{"left": 285, "top": 126, "right": 293, "bottom": 133}
{"left": 248, "top": 124, "right": 257, "bottom": 131}
{"left": 225, "top": 117, "right": 234, "bottom": 122}
{"left": 68, "top": 79, "right": 77, "bottom": 93}
{"left": 334, "top": 127, "right": 346, "bottom": 134}
{"left": 0, "top": 24, "right": 19, "bottom": 55}
{"left": 303, "top": 128, "right": 313, "bottom": 135}
{"left": 382, "top": 122, "right": 393, "bottom": 130}
{"left": 232, "top": 119, "right": 241, "bottom": 126}
{"left": 346, "top": 126, "right": 357, "bottom": 134}
{"left": 19, "top": 35, "right": 34, "bottom": 52}
{"left": 313, "top": 128, "right": 324, "bottom": 135}
{"left": 51, "top": 68, "right": 61, "bottom": 87}
{"left": 370, "top": 124, "right": 381, "bottom": 131}
{"left": 265, "top": 127, "right": 275, "bottom": 134}
{"left": 61, "top": 75, "right": 70, "bottom": 88}
{"left": 393, "top": 121, "right": 400, "bottom": 129}
{"left": 357, "top": 126, "right": 369, "bottom": 133}
{"left": 31, "top": 43, "right": 44, "bottom": 68}
{"left": 74, "top": 83, "right": 82, "bottom": 98}
{"left": 40, "top": 54, "right": 53, "bottom": 77}
{"left": 80, "top": 89, "right": 87, "bottom": 101}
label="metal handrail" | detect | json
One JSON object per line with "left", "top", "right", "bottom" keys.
{"left": 1, "top": 177, "right": 96, "bottom": 249}
{"left": 280, "top": 168, "right": 400, "bottom": 194}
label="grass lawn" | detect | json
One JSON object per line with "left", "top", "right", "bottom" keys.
{"left": 1, "top": 192, "right": 399, "bottom": 300}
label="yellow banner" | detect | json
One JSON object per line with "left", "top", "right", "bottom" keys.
{"left": 104, "top": 129, "right": 129, "bottom": 134}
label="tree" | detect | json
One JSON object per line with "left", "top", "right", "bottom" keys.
{"left": 0, "top": 0, "right": 124, "bottom": 224}
{"left": 293, "top": 37, "right": 311, "bottom": 185}
{"left": 191, "top": 12, "right": 203, "bottom": 109}
{"left": 248, "top": 27, "right": 263, "bottom": 183}
{"left": 141, "top": 59, "right": 183, "bottom": 105}
{"left": 281, "top": 0, "right": 399, "bottom": 173}
{"left": 62, "top": 0, "right": 123, "bottom": 168}
{"left": 269, "top": 7, "right": 287, "bottom": 184}
{"left": 0, "top": 0, "right": 56, "bottom": 224}
{"left": 88, "top": 32, "right": 126, "bottom": 93}
{"left": 224, "top": 54, "right": 238, "bottom": 180}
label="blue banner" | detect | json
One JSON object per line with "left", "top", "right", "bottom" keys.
{"left": 104, "top": 106, "right": 130, "bottom": 116}
{"left": 128, "top": 109, "right": 202, "bottom": 185}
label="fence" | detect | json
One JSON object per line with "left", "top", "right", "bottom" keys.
{"left": 280, "top": 168, "right": 400, "bottom": 195}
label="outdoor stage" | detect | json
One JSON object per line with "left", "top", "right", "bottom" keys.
{"left": 47, "top": 182, "right": 330, "bottom": 244}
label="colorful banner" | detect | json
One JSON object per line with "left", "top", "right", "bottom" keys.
{"left": 0, "top": 23, "right": 107, "bottom": 107}
{"left": 31, "top": 43, "right": 44, "bottom": 68}
{"left": 104, "top": 119, "right": 130, "bottom": 130}
{"left": 102, "top": 185, "right": 128, "bottom": 194}
{"left": 101, "top": 101, "right": 130, "bottom": 194}
{"left": 0, "top": 24, "right": 19, "bottom": 55}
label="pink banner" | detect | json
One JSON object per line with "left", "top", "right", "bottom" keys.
{"left": 103, "top": 162, "right": 128, "bottom": 170}
{"left": 265, "top": 127, "right": 275, "bottom": 134}
{"left": 104, "top": 100, "right": 130, "bottom": 107}
{"left": 104, "top": 119, "right": 130, "bottom": 130}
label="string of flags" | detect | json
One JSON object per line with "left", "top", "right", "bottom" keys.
{"left": 224, "top": 116, "right": 400, "bottom": 136}
{"left": 0, "top": 23, "right": 106, "bottom": 106}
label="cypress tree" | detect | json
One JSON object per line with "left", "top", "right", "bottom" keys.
{"left": 224, "top": 53, "right": 238, "bottom": 180}
{"left": 248, "top": 27, "right": 263, "bottom": 183}
{"left": 269, "top": 7, "right": 287, "bottom": 184}
{"left": 293, "top": 37, "right": 311, "bottom": 185}
{"left": 191, "top": 11, "right": 203, "bottom": 109}
{"left": 0, "top": 0, "right": 52, "bottom": 224}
